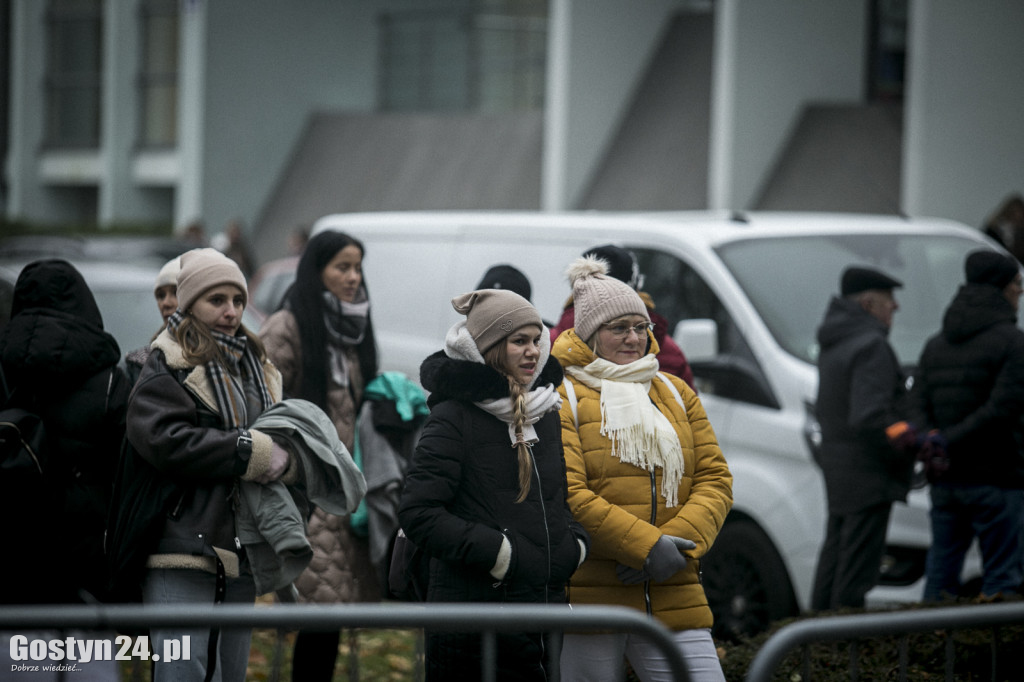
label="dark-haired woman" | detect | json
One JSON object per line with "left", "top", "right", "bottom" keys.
{"left": 259, "top": 230, "right": 380, "bottom": 681}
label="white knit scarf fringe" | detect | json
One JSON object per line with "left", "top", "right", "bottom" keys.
{"left": 566, "top": 354, "right": 684, "bottom": 508}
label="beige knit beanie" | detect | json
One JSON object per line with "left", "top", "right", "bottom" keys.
{"left": 176, "top": 248, "right": 248, "bottom": 312}
{"left": 451, "top": 289, "right": 542, "bottom": 354}
{"left": 154, "top": 256, "right": 181, "bottom": 293}
{"left": 567, "top": 255, "right": 649, "bottom": 342}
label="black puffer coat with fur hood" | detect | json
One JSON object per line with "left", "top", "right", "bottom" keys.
{"left": 400, "top": 351, "right": 586, "bottom": 602}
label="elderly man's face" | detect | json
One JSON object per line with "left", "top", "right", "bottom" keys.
{"left": 861, "top": 289, "right": 898, "bottom": 329}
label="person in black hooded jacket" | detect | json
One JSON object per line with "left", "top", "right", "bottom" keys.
{"left": 398, "top": 288, "right": 589, "bottom": 682}
{"left": 911, "top": 249, "right": 1024, "bottom": 601}
{"left": 0, "top": 259, "right": 130, "bottom": 605}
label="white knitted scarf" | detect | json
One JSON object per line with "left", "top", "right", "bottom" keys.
{"left": 444, "top": 321, "right": 562, "bottom": 447}
{"left": 566, "top": 354, "right": 685, "bottom": 507}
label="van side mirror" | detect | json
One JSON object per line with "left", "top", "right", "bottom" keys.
{"left": 674, "top": 319, "right": 718, "bottom": 362}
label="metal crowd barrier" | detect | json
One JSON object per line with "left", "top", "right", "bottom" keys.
{"left": 0, "top": 602, "right": 690, "bottom": 682}
{"left": 745, "top": 601, "right": 1024, "bottom": 682}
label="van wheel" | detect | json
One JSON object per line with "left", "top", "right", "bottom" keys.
{"left": 702, "top": 519, "right": 797, "bottom": 641}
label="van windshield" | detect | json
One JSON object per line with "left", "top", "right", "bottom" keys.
{"left": 715, "top": 233, "right": 1014, "bottom": 367}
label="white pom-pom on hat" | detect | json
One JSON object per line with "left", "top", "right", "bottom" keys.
{"left": 566, "top": 254, "right": 609, "bottom": 286}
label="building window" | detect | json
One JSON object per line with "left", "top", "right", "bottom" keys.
{"left": 867, "top": 0, "right": 907, "bottom": 102}
{"left": 379, "top": 1, "right": 547, "bottom": 112}
{"left": 138, "top": 0, "right": 179, "bottom": 148}
{"left": 44, "top": 0, "right": 103, "bottom": 149}
{"left": 475, "top": 12, "right": 546, "bottom": 111}
{"left": 380, "top": 11, "right": 470, "bottom": 111}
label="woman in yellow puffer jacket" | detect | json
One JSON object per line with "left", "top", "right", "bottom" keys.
{"left": 553, "top": 255, "right": 733, "bottom": 682}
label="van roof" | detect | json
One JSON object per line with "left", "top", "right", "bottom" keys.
{"left": 313, "top": 210, "right": 978, "bottom": 246}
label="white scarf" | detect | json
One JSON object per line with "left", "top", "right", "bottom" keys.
{"left": 566, "top": 354, "right": 685, "bottom": 507}
{"left": 444, "top": 321, "right": 562, "bottom": 447}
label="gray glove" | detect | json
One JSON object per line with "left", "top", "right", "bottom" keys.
{"left": 643, "top": 535, "right": 692, "bottom": 583}
{"left": 617, "top": 535, "right": 696, "bottom": 585}
{"left": 666, "top": 536, "right": 697, "bottom": 553}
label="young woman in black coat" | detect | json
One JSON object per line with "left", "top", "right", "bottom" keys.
{"left": 399, "top": 289, "right": 589, "bottom": 682}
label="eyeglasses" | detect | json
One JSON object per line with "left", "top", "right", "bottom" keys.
{"left": 601, "top": 322, "right": 655, "bottom": 338}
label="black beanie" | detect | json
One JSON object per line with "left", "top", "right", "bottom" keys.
{"left": 840, "top": 266, "right": 902, "bottom": 296}
{"left": 475, "top": 264, "right": 532, "bottom": 301}
{"left": 965, "top": 250, "right": 1019, "bottom": 289}
{"left": 583, "top": 244, "right": 641, "bottom": 290}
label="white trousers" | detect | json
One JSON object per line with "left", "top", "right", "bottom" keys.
{"left": 560, "top": 628, "right": 725, "bottom": 682}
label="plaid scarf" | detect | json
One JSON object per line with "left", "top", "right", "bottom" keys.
{"left": 166, "top": 311, "right": 272, "bottom": 429}
{"left": 322, "top": 287, "right": 369, "bottom": 347}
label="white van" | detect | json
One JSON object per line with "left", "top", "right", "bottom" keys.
{"left": 311, "top": 210, "right": 997, "bottom": 638}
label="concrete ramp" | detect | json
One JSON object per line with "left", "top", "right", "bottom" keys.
{"left": 752, "top": 103, "right": 903, "bottom": 213}
{"left": 253, "top": 12, "right": 903, "bottom": 259}
{"left": 581, "top": 11, "right": 902, "bottom": 215}
{"left": 579, "top": 12, "right": 713, "bottom": 210}
{"left": 254, "top": 111, "right": 543, "bottom": 258}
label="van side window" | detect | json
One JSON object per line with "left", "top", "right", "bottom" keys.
{"left": 631, "top": 247, "right": 778, "bottom": 409}
{"left": 630, "top": 248, "right": 737, "bottom": 351}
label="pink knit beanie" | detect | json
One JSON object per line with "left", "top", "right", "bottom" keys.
{"left": 176, "top": 248, "right": 248, "bottom": 312}
{"left": 451, "top": 289, "right": 542, "bottom": 353}
{"left": 567, "top": 255, "right": 649, "bottom": 341}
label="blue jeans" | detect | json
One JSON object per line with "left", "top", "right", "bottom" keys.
{"left": 924, "top": 484, "right": 1024, "bottom": 601}
{"left": 143, "top": 568, "right": 256, "bottom": 682}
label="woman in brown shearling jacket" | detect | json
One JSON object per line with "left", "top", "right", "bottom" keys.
{"left": 259, "top": 230, "right": 380, "bottom": 682}
{"left": 127, "top": 248, "right": 288, "bottom": 682}
{"left": 553, "top": 256, "right": 733, "bottom": 682}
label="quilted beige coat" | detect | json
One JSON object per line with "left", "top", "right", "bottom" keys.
{"left": 260, "top": 309, "right": 381, "bottom": 603}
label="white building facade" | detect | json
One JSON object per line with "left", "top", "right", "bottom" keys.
{"left": 3, "top": 0, "right": 1023, "bottom": 243}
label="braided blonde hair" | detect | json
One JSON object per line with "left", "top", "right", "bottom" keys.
{"left": 484, "top": 341, "right": 534, "bottom": 503}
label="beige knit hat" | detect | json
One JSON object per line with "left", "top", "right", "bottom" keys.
{"left": 154, "top": 256, "right": 181, "bottom": 293}
{"left": 567, "top": 255, "right": 649, "bottom": 341}
{"left": 451, "top": 289, "right": 542, "bottom": 353}
{"left": 176, "top": 248, "right": 248, "bottom": 312}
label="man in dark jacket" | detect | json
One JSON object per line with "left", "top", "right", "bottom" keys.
{"left": 912, "top": 249, "right": 1024, "bottom": 601}
{"left": 811, "top": 265, "right": 915, "bottom": 611}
